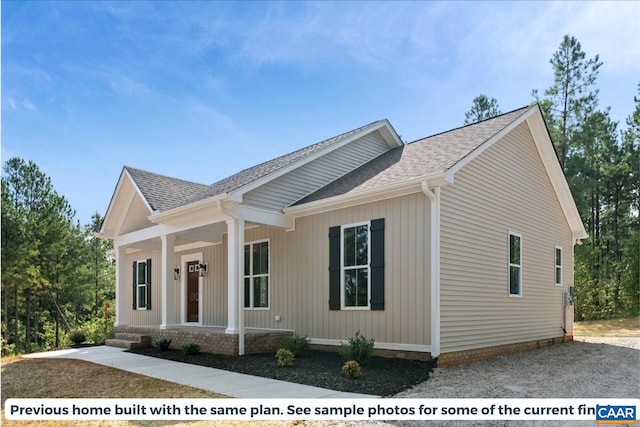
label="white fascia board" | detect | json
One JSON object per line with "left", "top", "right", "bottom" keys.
{"left": 148, "top": 193, "right": 228, "bottom": 225}
{"left": 101, "top": 169, "right": 153, "bottom": 238}
{"left": 446, "top": 106, "right": 537, "bottom": 181}
{"left": 232, "top": 203, "right": 295, "bottom": 230}
{"left": 228, "top": 121, "right": 403, "bottom": 201}
{"left": 123, "top": 169, "right": 154, "bottom": 214}
{"left": 115, "top": 224, "right": 167, "bottom": 247}
{"left": 525, "top": 110, "right": 588, "bottom": 241}
{"left": 284, "top": 173, "right": 450, "bottom": 218}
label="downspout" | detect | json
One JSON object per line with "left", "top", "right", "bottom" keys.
{"left": 421, "top": 181, "right": 441, "bottom": 359}
{"left": 217, "top": 200, "right": 246, "bottom": 356}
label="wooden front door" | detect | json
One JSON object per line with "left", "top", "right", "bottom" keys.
{"left": 186, "top": 261, "right": 199, "bottom": 323}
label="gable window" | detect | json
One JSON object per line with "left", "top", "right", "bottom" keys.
{"left": 244, "top": 240, "right": 269, "bottom": 309}
{"left": 555, "top": 246, "right": 563, "bottom": 286}
{"left": 329, "top": 218, "right": 384, "bottom": 311}
{"left": 509, "top": 232, "right": 522, "bottom": 296}
{"left": 132, "top": 259, "right": 152, "bottom": 310}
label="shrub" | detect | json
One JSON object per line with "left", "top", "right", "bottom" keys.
{"left": 341, "top": 360, "right": 362, "bottom": 379}
{"left": 182, "top": 343, "right": 200, "bottom": 355}
{"left": 276, "top": 348, "right": 294, "bottom": 367}
{"left": 68, "top": 329, "right": 86, "bottom": 345}
{"left": 156, "top": 339, "right": 172, "bottom": 351}
{"left": 339, "top": 330, "right": 375, "bottom": 365}
{"left": 278, "top": 334, "right": 310, "bottom": 357}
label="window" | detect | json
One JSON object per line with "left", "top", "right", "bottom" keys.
{"left": 329, "top": 218, "right": 385, "bottom": 311}
{"left": 132, "top": 259, "right": 152, "bottom": 310}
{"left": 555, "top": 246, "right": 563, "bottom": 286}
{"left": 342, "top": 222, "right": 370, "bottom": 308}
{"left": 244, "top": 240, "right": 269, "bottom": 309}
{"left": 509, "top": 232, "right": 522, "bottom": 296}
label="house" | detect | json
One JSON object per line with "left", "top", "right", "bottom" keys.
{"left": 100, "top": 105, "right": 587, "bottom": 366}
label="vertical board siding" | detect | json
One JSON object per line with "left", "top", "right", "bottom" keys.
{"left": 126, "top": 250, "right": 161, "bottom": 326}
{"left": 243, "top": 193, "right": 431, "bottom": 346}
{"left": 243, "top": 131, "right": 391, "bottom": 211}
{"left": 439, "top": 122, "right": 574, "bottom": 353}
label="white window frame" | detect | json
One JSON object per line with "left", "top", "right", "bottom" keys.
{"left": 244, "top": 239, "right": 270, "bottom": 310}
{"left": 508, "top": 231, "right": 522, "bottom": 297}
{"left": 555, "top": 246, "right": 563, "bottom": 286}
{"left": 136, "top": 259, "right": 149, "bottom": 310}
{"left": 341, "top": 221, "right": 371, "bottom": 310}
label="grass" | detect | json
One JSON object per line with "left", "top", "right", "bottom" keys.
{"left": 0, "top": 356, "right": 296, "bottom": 427}
{"left": 573, "top": 317, "right": 640, "bottom": 337}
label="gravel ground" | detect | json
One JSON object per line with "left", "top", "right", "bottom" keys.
{"left": 301, "top": 337, "right": 640, "bottom": 427}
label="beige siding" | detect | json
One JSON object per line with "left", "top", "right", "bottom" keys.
{"left": 439, "top": 122, "right": 574, "bottom": 353}
{"left": 243, "top": 131, "right": 391, "bottom": 211}
{"left": 243, "top": 193, "right": 431, "bottom": 346}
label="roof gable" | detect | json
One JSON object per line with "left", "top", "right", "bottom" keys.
{"left": 295, "top": 107, "right": 531, "bottom": 204}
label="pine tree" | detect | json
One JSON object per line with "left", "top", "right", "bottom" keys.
{"left": 464, "top": 94, "right": 502, "bottom": 124}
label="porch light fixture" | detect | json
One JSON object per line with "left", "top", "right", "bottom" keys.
{"left": 197, "top": 263, "right": 208, "bottom": 277}
{"left": 173, "top": 267, "right": 180, "bottom": 280}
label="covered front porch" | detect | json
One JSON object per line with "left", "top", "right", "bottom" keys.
{"left": 110, "top": 195, "right": 295, "bottom": 355}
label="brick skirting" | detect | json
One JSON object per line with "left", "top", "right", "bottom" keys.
{"left": 437, "top": 335, "right": 572, "bottom": 367}
{"left": 114, "top": 326, "right": 292, "bottom": 356}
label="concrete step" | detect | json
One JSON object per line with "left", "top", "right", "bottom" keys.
{"left": 106, "top": 333, "right": 153, "bottom": 350}
{"left": 105, "top": 338, "right": 150, "bottom": 350}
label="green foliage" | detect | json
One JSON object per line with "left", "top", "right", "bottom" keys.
{"left": 464, "top": 94, "right": 502, "bottom": 124}
{"left": 275, "top": 348, "right": 294, "bottom": 367}
{"left": 156, "top": 339, "right": 172, "bottom": 351}
{"left": 278, "top": 334, "right": 309, "bottom": 357}
{"left": 182, "top": 343, "right": 200, "bottom": 355}
{"left": 339, "top": 331, "right": 375, "bottom": 365}
{"left": 1, "top": 157, "right": 115, "bottom": 354}
{"left": 341, "top": 360, "right": 362, "bottom": 379}
{"left": 68, "top": 329, "right": 86, "bottom": 345}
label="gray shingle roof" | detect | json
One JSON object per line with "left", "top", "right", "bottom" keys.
{"left": 126, "top": 120, "right": 385, "bottom": 212}
{"left": 294, "top": 106, "right": 532, "bottom": 205}
{"left": 125, "top": 167, "right": 209, "bottom": 212}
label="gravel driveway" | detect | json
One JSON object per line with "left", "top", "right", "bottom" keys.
{"left": 303, "top": 337, "right": 640, "bottom": 427}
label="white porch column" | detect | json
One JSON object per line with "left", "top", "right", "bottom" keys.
{"left": 160, "top": 235, "right": 176, "bottom": 329}
{"left": 225, "top": 218, "right": 245, "bottom": 349}
{"left": 114, "top": 245, "right": 129, "bottom": 326}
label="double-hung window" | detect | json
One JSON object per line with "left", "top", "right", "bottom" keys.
{"left": 555, "top": 246, "right": 563, "bottom": 286}
{"left": 342, "top": 222, "right": 370, "bottom": 308}
{"left": 133, "top": 259, "right": 152, "bottom": 310}
{"left": 328, "top": 218, "right": 385, "bottom": 311}
{"left": 508, "top": 232, "right": 522, "bottom": 296}
{"left": 244, "top": 240, "right": 269, "bottom": 309}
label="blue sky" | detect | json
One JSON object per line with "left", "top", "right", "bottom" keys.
{"left": 3, "top": 1, "right": 639, "bottom": 225}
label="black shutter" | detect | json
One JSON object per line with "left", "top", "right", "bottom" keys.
{"left": 328, "top": 226, "right": 341, "bottom": 310}
{"left": 132, "top": 261, "right": 137, "bottom": 310}
{"left": 146, "top": 259, "right": 152, "bottom": 310}
{"left": 370, "top": 218, "right": 385, "bottom": 310}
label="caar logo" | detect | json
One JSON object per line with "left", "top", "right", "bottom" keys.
{"left": 596, "top": 405, "right": 636, "bottom": 424}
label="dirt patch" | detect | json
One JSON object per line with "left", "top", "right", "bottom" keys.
{"left": 129, "top": 348, "right": 433, "bottom": 396}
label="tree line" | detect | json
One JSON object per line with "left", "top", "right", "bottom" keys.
{"left": 1, "top": 158, "right": 114, "bottom": 354}
{"left": 465, "top": 35, "right": 639, "bottom": 320}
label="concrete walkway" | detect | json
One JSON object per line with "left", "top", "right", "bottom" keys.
{"left": 23, "top": 345, "right": 378, "bottom": 399}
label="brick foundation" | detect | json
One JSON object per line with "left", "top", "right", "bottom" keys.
{"left": 114, "top": 326, "right": 292, "bottom": 356}
{"left": 437, "top": 335, "right": 572, "bottom": 367}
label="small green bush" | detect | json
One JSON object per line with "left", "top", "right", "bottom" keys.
{"left": 182, "top": 343, "right": 200, "bottom": 355}
{"left": 156, "top": 338, "right": 172, "bottom": 351}
{"left": 68, "top": 329, "right": 86, "bottom": 345}
{"left": 278, "top": 334, "right": 310, "bottom": 357}
{"left": 276, "top": 348, "right": 294, "bottom": 367}
{"left": 341, "top": 360, "right": 362, "bottom": 379}
{"left": 339, "top": 330, "right": 375, "bottom": 365}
